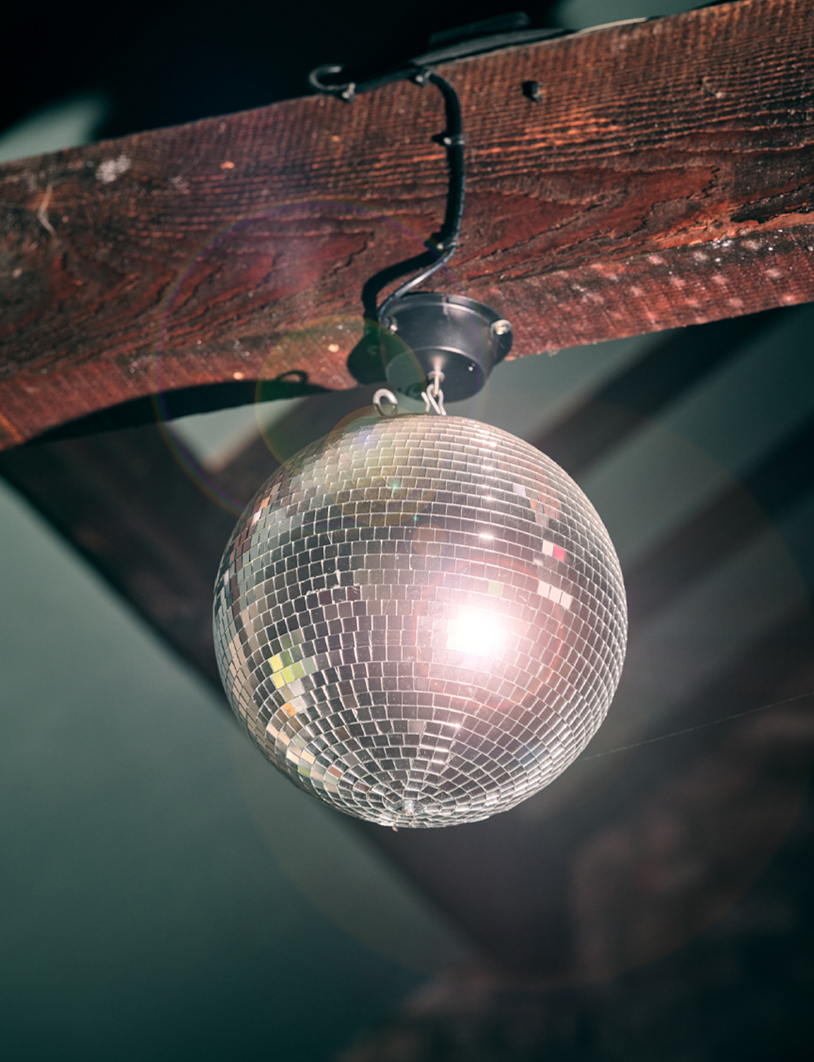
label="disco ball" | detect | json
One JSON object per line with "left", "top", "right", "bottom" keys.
{"left": 214, "top": 414, "right": 627, "bottom": 828}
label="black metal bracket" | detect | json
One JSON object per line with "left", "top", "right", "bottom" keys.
{"left": 308, "top": 14, "right": 568, "bottom": 103}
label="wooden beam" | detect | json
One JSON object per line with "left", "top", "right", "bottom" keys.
{"left": 0, "top": 425, "right": 236, "bottom": 687}
{"left": 1, "top": 0, "right": 813, "bottom": 449}
{"left": 0, "top": 386, "right": 383, "bottom": 685}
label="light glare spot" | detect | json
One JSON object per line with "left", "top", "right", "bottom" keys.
{"left": 446, "top": 605, "right": 508, "bottom": 661}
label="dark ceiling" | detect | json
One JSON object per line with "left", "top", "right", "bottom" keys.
{"left": 2, "top": 1, "right": 568, "bottom": 140}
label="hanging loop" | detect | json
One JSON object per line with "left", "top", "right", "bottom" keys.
{"left": 308, "top": 64, "right": 358, "bottom": 101}
{"left": 373, "top": 388, "right": 401, "bottom": 417}
{"left": 421, "top": 370, "right": 446, "bottom": 416}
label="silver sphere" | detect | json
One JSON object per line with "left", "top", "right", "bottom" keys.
{"left": 214, "top": 415, "right": 626, "bottom": 828}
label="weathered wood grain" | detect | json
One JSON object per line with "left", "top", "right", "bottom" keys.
{"left": 1, "top": 0, "right": 813, "bottom": 449}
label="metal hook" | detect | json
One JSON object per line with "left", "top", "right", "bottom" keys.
{"left": 373, "top": 388, "right": 400, "bottom": 417}
{"left": 421, "top": 370, "right": 446, "bottom": 415}
{"left": 308, "top": 64, "right": 356, "bottom": 101}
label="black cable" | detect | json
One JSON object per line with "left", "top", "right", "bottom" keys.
{"left": 308, "top": 63, "right": 466, "bottom": 324}
{"left": 377, "top": 71, "right": 465, "bottom": 324}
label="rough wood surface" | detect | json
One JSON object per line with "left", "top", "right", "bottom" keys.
{"left": 1, "top": 0, "right": 813, "bottom": 449}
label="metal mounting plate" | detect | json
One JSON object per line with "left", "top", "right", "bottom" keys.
{"left": 380, "top": 292, "right": 513, "bottom": 401}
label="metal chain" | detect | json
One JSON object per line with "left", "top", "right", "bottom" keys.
{"left": 421, "top": 370, "right": 446, "bottom": 416}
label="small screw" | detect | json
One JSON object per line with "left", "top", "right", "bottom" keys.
{"left": 382, "top": 316, "right": 397, "bottom": 332}
{"left": 491, "top": 319, "right": 511, "bottom": 337}
{"left": 523, "top": 80, "right": 543, "bottom": 103}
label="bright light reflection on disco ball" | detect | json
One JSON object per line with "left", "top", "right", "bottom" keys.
{"left": 214, "top": 415, "right": 627, "bottom": 828}
{"left": 446, "top": 605, "right": 508, "bottom": 661}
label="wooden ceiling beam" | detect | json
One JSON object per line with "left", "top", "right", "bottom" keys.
{"left": 1, "top": 0, "right": 813, "bottom": 449}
